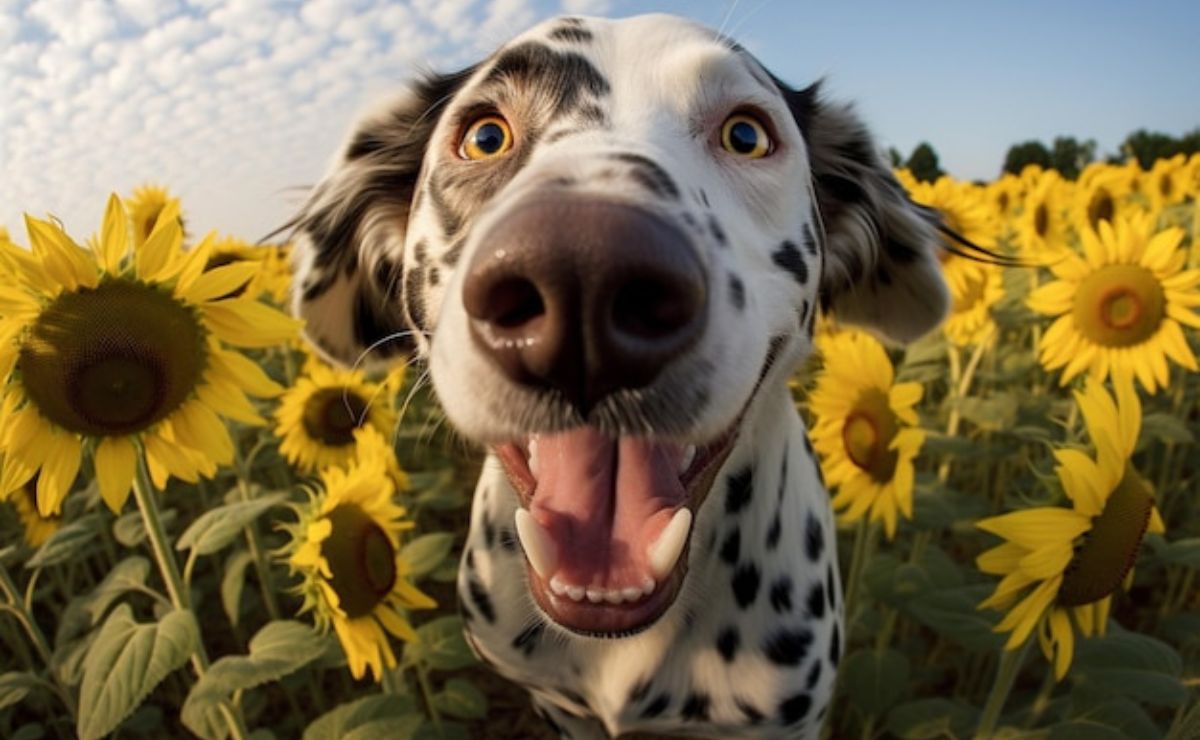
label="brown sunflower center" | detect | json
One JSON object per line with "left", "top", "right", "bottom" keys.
{"left": 1057, "top": 465, "right": 1153, "bottom": 607}
{"left": 18, "top": 279, "right": 206, "bottom": 436}
{"left": 1086, "top": 188, "right": 1115, "bottom": 230}
{"left": 841, "top": 388, "right": 900, "bottom": 483}
{"left": 1159, "top": 175, "right": 1173, "bottom": 199}
{"left": 322, "top": 503, "right": 397, "bottom": 618}
{"left": 953, "top": 270, "right": 989, "bottom": 313}
{"left": 302, "top": 387, "right": 368, "bottom": 446}
{"left": 1072, "top": 265, "right": 1165, "bottom": 347}
{"left": 1034, "top": 203, "right": 1049, "bottom": 239}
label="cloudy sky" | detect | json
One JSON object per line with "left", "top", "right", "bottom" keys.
{"left": 2, "top": 0, "right": 1198, "bottom": 240}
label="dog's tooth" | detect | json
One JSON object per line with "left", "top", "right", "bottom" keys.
{"left": 586, "top": 587, "right": 605, "bottom": 603}
{"left": 679, "top": 445, "right": 697, "bottom": 474}
{"left": 621, "top": 586, "right": 643, "bottom": 602}
{"left": 565, "top": 584, "right": 585, "bottom": 602}
{"left": 605, "top": 589, "right": 626, "bottom": 604}
{"left": 647, "top": 508, "right": 692, "bottom": 579}
{"left": 549, "top": 576, "right": 568, "bottom": 596}
{"left": 514, "top": 509, "right": 558, "bottom": 578}
{"left": 528, "top": 436, "right": 540, "bottom": 477}
{"left": 641, "top": 576, "right": 656, "bottom": 596}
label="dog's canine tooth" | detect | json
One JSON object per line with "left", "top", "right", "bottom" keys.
{"left": 679, "top": 445, "right": 697, "bottom": 474}
{"left": 647, "top": 508, "right": 692, "bottom": 580}
{"left": 515, "top": 509, "right": 558, "bottom": 578}
{"left": 528, "top": 435, "right": 540, "bottom": 477}
{"left": 549, "top": 576, "right": 568, "bottom": 596}
{"left": 565, "top": 584, "right": 586, "bottom": 602}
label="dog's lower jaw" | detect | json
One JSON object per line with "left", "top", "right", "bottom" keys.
{"left": 456, "top": 387, "right": 841, "bottom": 738}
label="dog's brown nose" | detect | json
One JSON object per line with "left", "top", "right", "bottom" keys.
{"left": 463, "top": 198, "right": 707, "bottom": 414}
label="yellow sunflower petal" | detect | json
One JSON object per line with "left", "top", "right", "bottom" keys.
{"left": 94, "top": 436, "right": 137, "bottom": 513}
{"left": 36, "top": 431, "right": 81, "bottom": 516}
{"left": 98, "top": 193, "right": 130, "bottom": 273}
{"left": 202, "top": 299, "right": 302, "bottom": 348}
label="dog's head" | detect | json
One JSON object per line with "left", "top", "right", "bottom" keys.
{"left": 291, "top": 14, "right": 949, "bottom": 636}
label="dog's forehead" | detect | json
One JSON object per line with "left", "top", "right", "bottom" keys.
{"left": 472, "top": 13, "right": 779, "bottom": 112}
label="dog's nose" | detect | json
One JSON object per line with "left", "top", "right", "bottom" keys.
{"left": 463, "top": 198, "right": 707, "bottom": 414}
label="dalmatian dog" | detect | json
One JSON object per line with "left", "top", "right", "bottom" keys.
{"left": 289, "top": 13, "right": 953, "bottom": 738}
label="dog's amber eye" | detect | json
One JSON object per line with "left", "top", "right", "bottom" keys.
{"left": 460, "top": 116, "right": 513, "bottom": 160}
{"left": 720, "top": 114, "right": 771, "bottom": 158}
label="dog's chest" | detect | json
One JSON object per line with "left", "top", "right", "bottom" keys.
{"left": 455, "top": 408, "right": 842, "bottom": 738}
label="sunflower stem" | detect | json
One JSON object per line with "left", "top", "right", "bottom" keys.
{"left": 974, "top": 637, "right": 1032, "bottom": 739}
{"left": 131, "top": 453, "right": 251, "bottom": 740}
{"left": 0, "top": 563, "right": 77, "bottom": 716}
{"left": 937, "top": 337, "right": 989, "bottom": 485}
{"left": 843, "top": 517, "right": 875, "bottom": 631}
{"left": 415, "top": 662, "right": 444, "bottom": 737}
{"left": 235, "top": 477, "right": 282, "bottom": 622}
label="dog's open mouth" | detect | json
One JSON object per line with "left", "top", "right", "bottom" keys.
{"left": 493, "top": 422, "right": 739, "bottom": 635}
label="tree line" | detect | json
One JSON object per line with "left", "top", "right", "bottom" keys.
{"left": 888, "top": 127, "right": 1200, "bottom": 183}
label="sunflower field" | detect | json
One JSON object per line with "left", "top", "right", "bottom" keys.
{"left": 1, "top": 154, "right": 1199, "bottom": 740}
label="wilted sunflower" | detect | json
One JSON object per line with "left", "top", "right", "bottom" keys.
{"left": 808, "top": 331, "right": 925, "bottom": 539}
{"left": 943, "top": 263, "right": 1004, "bottom": 347}
{"left": 0, "top": 195, "right": 299, "bottom": 515}
{"left": 125, "top": 185, "right": 184, "bottom": 248}
{"left": 281, "top": 442, "right": 434, "bottom": 681}
{"left": 4, "top": 476, "right": 63, "bottom": 547}
{"left": 275, "top": 358, "right": 398, "bottom": 473}
{"left": 976, "top": 377, "right": 1164, "bottom": 679}
{"left": 907, "top": 176, "right": 997, "bottom": 296}
{"left": 1027, "top": 212, "right": 1200, "bottom": 392}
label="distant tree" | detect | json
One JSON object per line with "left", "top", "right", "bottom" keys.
{"left": 1002, "top": 140, "right": 1051, "bottom": 175}
{"left": 905, "top": 142, "right": 944, "bottom": 183}
{"left": 887, "top": 146, "right": 903, "bottom": 168}
{"left": 1179, "top": 127, "right": 1200, "bottom": 155}
{"left": 1049, "top": 136, "right": 1096, "bottom": 180}
{"left": 1123, "top": 129, "right": 1183, "bottom": 169}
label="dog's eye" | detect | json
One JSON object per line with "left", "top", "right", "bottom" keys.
{"left": 720, "top": 114, "right": 771, "bottom": 158}
{"left": 460, "top": 116, "right": 513, "bottom": 160}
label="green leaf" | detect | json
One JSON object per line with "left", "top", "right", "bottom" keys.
{"left": 842, "top": 648, "right": 909, "bottom": 716}
{"left": 1141, "top": 412, "right": 1195, "bottom": 445}
{"left": 112, "top": 508, "right": 177, "bottom": 548}
{"left": 432, "top": 677, "right": 488, "bottom": 719}
{"left": 176, "top": 493, "right": 287, "bottom": 556}
{"left": 0, "top": 672, "right": 44, "bottom": 711}
{"left": 182, "top": 620, "right": 326, "bottom": 740}
{"left": 1071, "top": 630, "right": 1186, "bottom": 707}
{"left": 903, "top": 584, "right": 1004, "bottom": 651}
{"left": 408, "top": 616, "right": 477, "bottom": 671}
{"left": 77, "top": 604, "right": 199, "bottom": 740}
{"left": 26, "top": 513, "right": 102, "bottom": 569}
{"left": 886, "top": 698, "right": 977, "bottom": 739}
{"left": 1158, "top": 538, "right": 1200, "bottom": 569}
{"left": 303, "top": 695, "right": 418, "bottom": 740}
{"left": 401, "top": 533, "right": 455, "bottom": 579}
{"left": 342, "top": 716, "right": 426, "bottom": 740}
{"left": 1166, "top": 701, "right": 1200, "bottom": 740}
{"left": 220, "top": 549, "right": 254, "bottom": 627}
{"left": 56, "top": 556, "right": 151, "bottom": 644}
{"left": 958, "top": 392, "right": 1019, "bottom": 432}
{"left": 1066, "top": 692, "right": 1160, "bottom": 740}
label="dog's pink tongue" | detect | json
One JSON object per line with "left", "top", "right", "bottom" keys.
{"left": 530, "top": 427, "right": 686, "bottom": 589}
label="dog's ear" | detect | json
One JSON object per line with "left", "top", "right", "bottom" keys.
{"left": 780, "top": 82, "right": 950, "bottom": 344}
{"left": 288, "top": 67, "right": 475, "bottom": 366}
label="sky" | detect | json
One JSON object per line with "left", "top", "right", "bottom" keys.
{"left": 2, "top": 0, "right": 1198, "bottom": 240}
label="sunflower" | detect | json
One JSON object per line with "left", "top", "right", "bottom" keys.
{"left": 125, "top": 185, "right": 184, "bottom": 248}
{"left": 1145, "top": 155, "right": 1189, "bottom": 214}
{"left": 943, "top": 263, "right": 1003, "bottom": 347}
{"left": 808, "top": 331, "right": 925, "bottom": 539}
{"left": 281, "top": 441, "right": 434, "bottom": 681}
{"left": 976, "top": 376, "right": 1164, "bottom": 679}
{"left": 1017, "top": 170, "right": 1072, "bottom": 260}
{"left": 986, "top": 172, "right": 1024, "bottom": 228}
{"left": 5, "top": 476, "right": 63, "bottom": 547}
{"left": 275, "top": 358, "right": 398, "bottom": 473}
{"left": 0, "top": 195, "right": 300, "bottom": 515}
{"left": 1070, "top": 166, "right": 1135, "bottom": 237}
{"left": 1026, "top": 212, "right": 1200, "bottom": 392}
{"left": 205, "top": 237, "right": 293, "bottom": 305}
{"left": 907, "top": 176, "right": 997, "bottom": 296}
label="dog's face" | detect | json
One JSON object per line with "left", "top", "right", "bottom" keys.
{"left": 292, "top": 14, "right": 948, "bottom": 636}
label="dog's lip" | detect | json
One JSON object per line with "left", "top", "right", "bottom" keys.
{"left": 490, "top": 418, "right": 742, "bottom": 636}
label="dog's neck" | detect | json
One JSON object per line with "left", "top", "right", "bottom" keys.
{"left": 456, "top": 386, "right": 839, "bottom": 737}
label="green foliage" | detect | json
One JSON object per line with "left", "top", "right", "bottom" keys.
{"left": 906, "top": 141, "right": 945, "bottom": 183}
{"left": 1004, "top": 139, "right": 1053, "bottom": 175}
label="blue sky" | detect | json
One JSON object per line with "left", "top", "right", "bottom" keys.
{"left": 2, "top": 0, "right": 1197, "bottom": 240}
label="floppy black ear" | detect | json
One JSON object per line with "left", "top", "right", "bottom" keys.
{"left": 289, "top": 67, "right": 475, "bottom": 366}
{"left": 781, "top": 82, "right": 950, "bottom": 343}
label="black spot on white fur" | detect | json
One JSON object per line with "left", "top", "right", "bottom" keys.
{"left": 779, "top": 692, "right": 812, "bottom": 725}
{"left": 681, "top": 692, "right": 711, "bottom": 721}
{"left": 716, "top": 626, "right": 739, "bottom": 662}
{"left": 806, "top": 581, "right": 826, "bottom": 620}
{"left": 725, "top": 466, "right": 753, "bottom": 514}
{"left": 729, "top": 273, "right": 746, "bottom": 310}
{"left": 772, "top": 240, "right": 808, "bottom": 285}
{"left": 719, "top": 528, "right": 740, "bottom": 565}
{"left": 770, "top": 575, "right": 793, "bottom": 613}
{"left": 731, "top": 563, "right": 760, "bottom": 608}
{"left": 764, "top": 627, "right": 813, "bottom": 666}
{"left": 805, "top": 511, "right": 824, "bottom": 562}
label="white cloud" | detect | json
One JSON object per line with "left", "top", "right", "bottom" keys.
{"left": 560, "top": 0, "right": 611, "bottom": 15}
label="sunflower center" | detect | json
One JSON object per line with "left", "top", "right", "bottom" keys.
{"left": 322, "top": 503, "right": 397, "bottom": 619}
{"left": 1057, "top": 465, "right": 1153, "bottom": 607}
{"left": 17, "top": 279, "right": 206, "bottom": 436}
{"left": 841, "top": 388, "right": 899, "bottom": 482}
{"left": 1159, "top": 176, "right": 1173, "bottom": 199}
{"left": 1034, "top": 204, "right": 1049, "bottom": 238}
{"left": 301, "top": 387, "right": 368, "bottom": 446}
{"left": 1072, "top": 264, "right": 1165, "bottom": 347}
{"left": 1086, "top": 188, "right": 1115, "bottom": 230}
{"left": 953, "top": 270, "right": 989, "bottom": 312}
